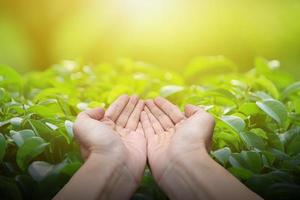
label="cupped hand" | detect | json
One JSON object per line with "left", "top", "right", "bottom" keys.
{"left": 141, "top": 97, "right": 215, "bottom": 182}
{"left": 73, "top": 95, "right": 146, "bottom": 184}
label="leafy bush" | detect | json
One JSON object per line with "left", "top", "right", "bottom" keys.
{"left": 1, "top": 57, "right": 300, "bottom": 200}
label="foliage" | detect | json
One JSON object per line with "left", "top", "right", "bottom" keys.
{"left": 1, "top": 57, "right": 300, "bottom": 200}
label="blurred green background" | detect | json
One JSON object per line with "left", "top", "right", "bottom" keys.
{"left": 0, "top": 0, "right": 299, "bottom": 78}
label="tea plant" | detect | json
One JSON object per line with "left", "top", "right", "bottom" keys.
{"left": 0, "top": 57, "right": 300, "bottom": 200}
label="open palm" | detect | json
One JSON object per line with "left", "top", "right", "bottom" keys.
{"left": 74, "top": 95, "right": 146, "bottom": 184}
{"left": 141, "top": 97, "right": 215, "bottom": 182}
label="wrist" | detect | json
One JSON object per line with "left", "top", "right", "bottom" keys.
{"left": 166, "top": 146, "right": 210, "bottom": 174}
{"left": 85, "top": 153, "right": 140, "bottom": 200}
{"left": 157, "top": 150, "right": 213, "bottom": 200}
{"left": 87, "top": 152, "right": 125, "bottom": 169}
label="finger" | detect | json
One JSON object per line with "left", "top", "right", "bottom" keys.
{"left": 105, "top": 95, "right": 130, "bottom": 121}
{"left": 144, "top": 107, "right": 164, "bottom": 134}
{"left": 154, "top": 97, "right": 184, "bottom": 123}
{"left": 126, "top": 100, "right": 144, "bottom": 130}
{"left": 145, "top": 99, "right": 174, "bottom": 130}
{"left": 141, "top": 111, "right": 155, "bottom": 139}
{"left": 78, "top": 108, "right": 105, "bottom": 120}
{"left": 116, "top": 95, "right": 139, "bottom": 127}
{"left": 184, "top": 104, "right": 204, "bottom": 117}
{"left": 136, "top": 122, "right": 145, "bottom": 136}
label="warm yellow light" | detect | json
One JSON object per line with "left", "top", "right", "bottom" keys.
{"left": 122, "top": 0, "right": 166, "bottom": 14}
{"left": 108, "top": 0, "right": 177, "bottom": 28}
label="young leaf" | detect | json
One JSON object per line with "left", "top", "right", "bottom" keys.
{"left": 212, "top": 147, "right": 231, "bottom": 166}
{"left": 16, "top": 137, "right": 49, "bottom": 171}
{"left": 285, "top": 134, "right": 300, "bottom": 156}
{"left": 229, "top": 151, "right": 263, "bottom": 173}
{"left": 0, "top": 133, "right": 7, "bottom": 162}
{"left": 26, "top": 119, "right": 54, "bottom": 141}
{"left": 160, "top": 85, "right": 184, "bottom": 98}
{"left": 239, "top": 131, "right": 266, "bottom": 150}
{"left": 255, "top": 57, "right": 271, "bottom": 75}
{"left": 256, "top": 99, "right": 288, "bottom": 126}
{"left": 10, "top": 117, "right": 23, "bottom": 129}
{"left": 65, "top": 120, "right": 74, "bottom": 139}
{"left": 28, "top": 161, "right": 54, "bottom": 182}
{"left": 267, "top": 132, "right": 284, "bottom": 151}
{"left": 239, "top": 103, "right": 261, "bottom": 116}
{"left": 220, "top": 115, "right": 246, "bottom": 133}
{"left": 228, "top": 167, "right": 254, "bottom": 180}
{"left": 240, "top": 151, "right": 263, "bottom": 173}
{"left": 0, "top": 65, "right": 22, "bottom": 87}
{"left": 255, "top": 76, "right": 280, "bottom": 99}
{"left": 281, "top": 81, "right": 300, "bottom": 99}
{"left": 11, "top": 129, "right": 35, "bottom": 147}
{"left": 60, "top": 162, "right": 82, "bottom": 177}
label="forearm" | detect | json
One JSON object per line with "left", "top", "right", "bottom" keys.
{"left": 158, "top": 151, "right": 263, "bottom": 200}
{"left": 53, "top": 154, "right": 138, "bottom": 200}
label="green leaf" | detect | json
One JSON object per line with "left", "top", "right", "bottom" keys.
{"left": 228, "top": 167, "right": 254, "bottom": 180}
{"left": 16, "top": 137, "right": 49, "bottom": 171}
{"left": 239, "top": 103, "right": 261, "bottom": 116}
{"left": 0, "top": 133, "right": 7, "bottom": 162}
{"left": 229, "top": 153, "right": 247, "bottom": 168}
{"left": 261, "top": 151, "right": 276, "bottom": 167}
{"left": 229, "top": 151, "right": 263, "bottom": 173}
{"left": 282, "top": 154, "right": 300, "bottom": 170}
{"left": 293, "top": 99, "right": 300, "bottom": 114}
{"left": 256, "top": 99, "right": 288, "bottom": 126}
{"left": 239, "top": 131, "right": 266, "bottom": 150}
{"left": 253, "top": 91, "right": 273, "bottom": 100}
{"left": 250, "top": 128, "right": 268, "bottom": 140}
{"left": 60, "top": 162, "right": 81, "bottom": 177}
{"left": 11, "top": 129, "right": 35, "bottom": 147}
{"left": 184, "top": 56, "right": 237, "bottom": 81}
{"left": 220, "top": 115, "right": 246, "bottom": 133}
{"left": 65, "top": 120, "right": 74, "bottom": 139}
{"left": 212, "top": 147, "right": 231, "bottom": 166}
{"left": 0, "top": 88, "right": 11, "bottom": 103}
{"left": 0, "top": 65, "right": 22, "bottom": 87}
{"left": 278, "top": 126, "right": 300, "bottom": 145}
{"left": 10, "top": 117, "right": 23, "bottom": 129}
{"left": 65, "top": 152, "right": 83, "bottom": 163}
{"left": 255, "top": 57, "right": 278, "bottom": 75}
{"left": 245, "top": 175, "right": 275, "bottom": 195}
{"left": 269, "top": 148, "right": 289, "bottom": 161}
{"left": 27, "top": 105, "right": 61, "bottom": 118}
{"left": 265, "top": 170, "right": 294, "bottom": 183}
{"left": 28, "top": 161, "right": 54, "bottom": 182}
{"left": 26, "top": 119, "right": 54, "bottom": 141}
{"left": 241, "top": 151, "right": 263, "bottom": 173}
{"left": 267, "top": 132, "right": 284, "bottom": 151}
{"left": 286, "top": 134, "right": 300, "bottom": 156}
{"left": 160, "top": 85, "right": 184, "bottom": 97}
{"left": 282, "top": 81, "right": 300, "bottom": 99}
{"left": 255, "top": 76, "right": 280, "bottom": 99}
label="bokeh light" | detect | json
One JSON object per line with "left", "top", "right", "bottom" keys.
{"left": 0, "top": 0, "right": 299, "bottom": 78}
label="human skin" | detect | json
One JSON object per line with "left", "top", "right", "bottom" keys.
{"left": 54, "top": 95, "right": 263, "bottom": 200}
{"left": 53, "top": 95, "right": 147, "bottom": 200}
{"left": 141, "top": 97, "right": 263, "bottom": 200}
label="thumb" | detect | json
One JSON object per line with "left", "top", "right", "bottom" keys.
{"left": 78, "top": 108, "right": 105, "bottom": 120}
{"left": 184, "top": 104, "right": 204, "bottom": 117}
